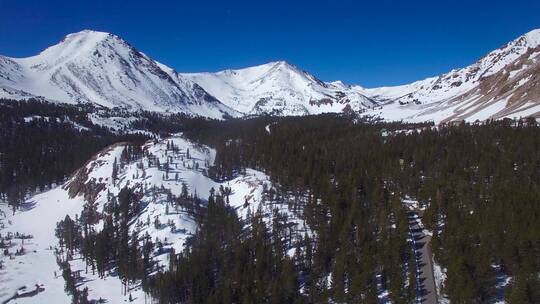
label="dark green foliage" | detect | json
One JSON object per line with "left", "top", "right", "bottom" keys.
{"left": 146, "top": 190, "right": 305, "bottom": 304}
{"left": 0, "top": 99, "right": 148, "bottom": 208}
{"left": 58, "top": 260, "right": 90, "bottom": 304}
{"left": 183, "top": 115, "right": 540, "bottom": 303}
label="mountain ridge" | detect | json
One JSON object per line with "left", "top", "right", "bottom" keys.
{"left": 183, "top": 60, "right": 377, "bottom": 115}
{"left": 359, "top": 28, "right": 540, "bottom": 122}
{"left": 0, "top": 30, "right": 239, "bottom": 119}
{"left": 1, "top": 28, "right": 540, "bottom": 122}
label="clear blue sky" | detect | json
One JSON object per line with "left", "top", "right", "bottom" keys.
{"left": 0, "top": 0, "right": 538, "bottom": 87}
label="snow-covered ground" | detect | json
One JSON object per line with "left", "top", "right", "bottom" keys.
{"left": 0, "top": 189, "right": 83, "bottom": 303}
{"left": 433, "top": 258, "right": 449, "bottom": 304}
{"left": 491, "top": 264, "right": 512, "bottom": 304}
{"left": 375, "top": 272, "right": 393, "bottom": 304}
{"left": 0, "top": 134, "right": 308, "bottom": 303}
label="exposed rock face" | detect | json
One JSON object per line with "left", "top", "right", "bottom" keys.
{"left": 64, "top": 143, "right": 126, "bottom": 203}
{"left": 360, "top": 29, "right": 540, "bottom": 123}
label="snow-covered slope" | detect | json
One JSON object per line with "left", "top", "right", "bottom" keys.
{"left": 184, "top": 61, "right": 377, "bottom": 115}
{"left": 361, "top": 29, "right": 540, "bottom": 123}
{"left": 0, "top": 30, "right": 238, "bottom": 119}
{"left": 0, "top": 134, "right": 309, "bottom": 303}
{"left": 2, "top": 28, "right": 539, "bottom": 122}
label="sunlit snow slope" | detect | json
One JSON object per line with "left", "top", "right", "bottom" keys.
{"left": 361, "top": 29, "right": 540, "bottom": 123}
{"left": 0, "top": 134, "right": 309, "bottom": 303}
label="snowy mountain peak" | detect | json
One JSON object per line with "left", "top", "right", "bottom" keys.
{"left": 252, "top": 60, "right": 293, "bottom": 70}
{"left": 62, "top": 29, "right": 110, "bottom": 42}
{"left": 267, "top": 60, "right": 304, "bottom": 74}
{"left": 43, "top": 30, "right": 111, "bottom": 55}
{"left": 184, "top": 61, "right": 376, "bottom": 115}
{"left": 267, "top": 60, "right": 290, "bottom": 67}
{"left": 215, "top": 60, "right": 301, "bottom": 81}
{"left": 0, "top": 30, "right": 238, "bottom": 118}
{"left": 253, "top": 60, "right": 324, "bottom": 87}
{"left": 329, "top": 80, "right": 350, "bottom": 89}
{"left": 19, "top": 30, "right": 137, "bottom": 71}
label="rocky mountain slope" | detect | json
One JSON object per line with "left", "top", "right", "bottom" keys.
{"left": 0, "top": 30, "right": 237, "bottom": 119}
{"left": 361, "top": 29, "right": 540, "bottom": 123}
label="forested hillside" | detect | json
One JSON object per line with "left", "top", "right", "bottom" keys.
{"left": 180, "top": 115, "right": 540, "bottom": 303}
{"left": 2, "top": 106, "right": 539, "bottom": 303}
{"left": 0, "top": 99, "right": 150, "bottom": 208}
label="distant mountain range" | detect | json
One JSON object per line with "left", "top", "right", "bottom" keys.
{"left": 1, "top": 29, "right": 539, "bottom": 123}
{"left": 362, "top": 29, "right": 540, "bottom": 123}
{"left": 183, "top": 61, "right": 376, "bottom": 116}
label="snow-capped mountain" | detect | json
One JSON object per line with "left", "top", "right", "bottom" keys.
{"left": 361, "top": 29, "right": 540, "bottom": 123}
{"left": 2, "top": 28, "right": 539, "bottom": 122}
{"left": 0, "top": 30, "right": 238, "bottom": 119}
{"left": 183, "top": 61, "right": 377, "bottom": 116}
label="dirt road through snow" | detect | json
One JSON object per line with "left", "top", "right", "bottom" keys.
{"left": 409, "top": 210, "right": 437, "bottom": 304}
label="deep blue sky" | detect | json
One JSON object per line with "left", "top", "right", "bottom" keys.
{"left": 0, "top": 0, "right": 538, "bottom": 87}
